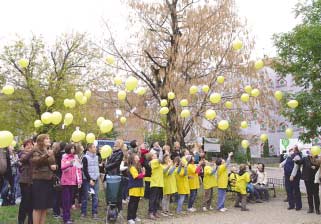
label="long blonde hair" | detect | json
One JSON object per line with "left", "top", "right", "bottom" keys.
{"left": 114, "top": 139, "right": 124, "bottom": 150}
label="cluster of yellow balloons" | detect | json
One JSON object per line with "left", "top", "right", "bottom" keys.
{"left": 0, "top": 131, "right": 14, "bottom": 148}
{"left": 210, "top": 93, "right": 221, "bottom": 104}
{"left": 85, "top": 133, "right": 96, "bottom": 144}
{"left": 75, "top": 91, "right": 89, "bottom": 105}
{"left": 40, "top": 111, "right": 62, "bottom": 125}
{"left": 100, "top": 145, "right": 112, "bottom": 159}
{"left": 97, "top": 117, "right": 113, "bottom": 133}
{"left": 1, "top": 85, "right": 14, "bottom": 95}
{"left": 64, "top": 113, "right": 73, "bottom": 126}
{"left": 64, "top": 99, "right": 76, "bottom": 108}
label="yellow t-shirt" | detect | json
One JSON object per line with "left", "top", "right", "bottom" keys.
{"left": 187, "top": 164, "right": 200, "bottom": 190}
{"left": 150, "top": 159, "right": 164, "bottom": 188}
{"left": 235, "top": 172, "right": 250, "bottom": 195}
{"left": 176, "top": 167, "right": 190, "bottom": 195}
{"left": 228, "top": 172, "right": 238, "bottom": 191}
{"left": 163, "top": 165, "right": 177, "bottom": 195}
{"left": 203, "top": 165, "right": 217, "bottom": 189}
{"left": 217, "top": 164, "right": 228, "bottom": 189}
{"left": 128, "top": 166, "right": 144, "bottom": 197}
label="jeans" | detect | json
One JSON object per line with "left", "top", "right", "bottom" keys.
{"left": 127, "top": 196, "right": 140, "bottom": 220}
{"left": 177, "top": 194, "right": 186, "bottom": 213}
{"left": 285, "top": 176, "right": 302, "bottom": 209}
{"left": 18, "top": 183, "right": 33, "bottom": 224}
{"left": 62, "top": 185, "right": 74, "bottom": 222}
{"left": 188, "top": 189, "right": 197, "bottom": 209}
{"left": 13, "top": 174, "right": 21, "bottom": 199}
{"left": 162, "top": 194, "right": 171, "bottom": 212}
{"left": 304, "top": 180, "right": 320, "bottom": 211}
{"left": 254, "top": 185, "right": 269, "bottom": 200}
{"left": 217, "top": 188, "right": 226, "bottom": 210}
{"left": 122, "top": 178, "right": 129, "bottom": 200}
{"left": 53, "top": 188, "right": 62, "bottom": 216}
{"left": 148, "top": 187, "right": 162, "bottom": 214}
{"left": 81, "top": 179, "right": 99, "bottom": 215}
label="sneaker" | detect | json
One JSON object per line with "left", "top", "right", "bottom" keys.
{"left": 219, "top": 208, "right": 226, "bottom": 212}
{"left": 154, "top": 213, "right": 161, "bottom": 218}
{"left": 209, "top": 206, "right": 214, "bottom": 210}
{"left": 202, "top": 207, "right": 208, "bottom": 212}
{"left": 149, "top": 213, "right": 156, "bottom": 220}
{"left": 187, "top": 208, "right": 196, "bottom": 212}
{"left": 128, "top": 220, "right": 135, "bottom": 224}
{"left": 135, "top": 217, "right": 141, "bottom": 222}
{"left": 256, "top": 199, "right": 263, "bottom": 203}
{"left": 122, "top": 199, "right": 128, "bottom": 204}
{"left": 160, "top": 211, "right": 169, "bottom": 217}
{"left": 167, "top": 212, "right": 174, "bottom": 216}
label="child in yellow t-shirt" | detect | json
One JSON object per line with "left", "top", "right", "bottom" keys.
{"left": 216, "top": 152, "right": 233, "bottom": 212}
{"left": 202, "top": 162, "right": 217, "bottom": 211}
{"left": 186, "top": 155, "right": 202, "bottom": 212}
{"left": 228, "top": 166, "right": 238, "bottom": 192}
{"left": 161, "top": 154, "right": 177, "bottom": 216}
{"left": 175, "top": 157, "right": 190, "bottom": 214}
{"left": 235, "top": 164, "right": 251, "bottom": 211}
{"left": 127, "top": 154, "right": 145, "bottom": 224}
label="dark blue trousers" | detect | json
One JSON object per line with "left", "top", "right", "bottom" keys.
{"left": 285, "top": 175, "right": 302, "bottom": 209}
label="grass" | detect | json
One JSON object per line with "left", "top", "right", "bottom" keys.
{"left": 0, "top": 187, "right": 286, "bottom": 224}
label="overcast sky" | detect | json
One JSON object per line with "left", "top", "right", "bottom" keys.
{"left": 0, "top": 0, "right": 299, "bottom": 57}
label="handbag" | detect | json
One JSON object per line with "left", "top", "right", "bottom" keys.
{"left": 53, "top": 175, "right": 62, "bottom": 191}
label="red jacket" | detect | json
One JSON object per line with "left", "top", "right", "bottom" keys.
{"left": 61, "top": 154, "right": 82, "bottom": 186}
{"left": 140, "top": 148, "right": 149, "bottom": 165}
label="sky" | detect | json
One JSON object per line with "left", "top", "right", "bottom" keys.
{"left": 0, "top": 0, "right": 300, "bottom": 57}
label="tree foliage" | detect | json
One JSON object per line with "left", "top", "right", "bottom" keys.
{"left": 273, "top": 0, "right": 321, "bottom": 142}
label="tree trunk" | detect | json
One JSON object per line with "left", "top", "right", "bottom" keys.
{"left": 166, "top": 102, "right": 185, "bottom": 147}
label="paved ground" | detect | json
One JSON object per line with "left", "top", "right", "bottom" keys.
{"left": 143, "top": 198, "right": 321, "bottom": 224}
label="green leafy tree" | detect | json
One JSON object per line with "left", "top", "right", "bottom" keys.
{"left": 0, "top": 33, "right": 106, "bottom": 141}
{"left": 273, "top": 0, "right": 321, "bottom": 142}
{"left": 263, "top": 140, "right": 269, "bottom": 157}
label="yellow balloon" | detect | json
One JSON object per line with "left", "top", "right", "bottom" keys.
{"left": 232, "top": 39, "right": 243, "bottom": 51}
{"left": 205, "top": 109, "right": 216, "bottom": 120}
{"left": 218, "top": 120, "right": 229, "bottom": 131}
{"left": 180, "top": 99, "right": 188, "bottom": 107}
{"left": 75, "top": 91, "right": 84, "bottom": 103}
{"left": 168, "top": 92, "right": 175, "bottom": 100}
{"left": 274, "top": 91, "right": 283, "bottom": 101}
{"left": 285, "top": 128, "right": 293, "bottom": 139}
{"left": 41, "top": 112, "right": 52, "bottom": 125}
{"left": 100, "top": 119, "right": 113, "bottom": 133}
{"left": 80, "top": 131, "right": 86, "bottom": 141}
{"left": 120, "top": 116, "right": 127, "bottom": 124}
{"left": 260, "top": 134, "right": 268, "bottom": 142}
{"left": 180, "top": 109, "right": 190, "bottom": 118}
{"left": 86, "top": 133, "right": 96, "bottom": 144}
{"left": 241, "top": 93, "right": 250, "bottom": 103}
{"left": 240, "top": 121, "right": 248, "bottom": 129}
{"left": 106, "top": 55, "right": 115, "bottom": 65}
{"left": 160, "top": 99, "right": 168, "bottom": 107}
{"left": 217, "top": 76, "right": 225, "bottom": 84}
{"left": 160, "top": 107, "right": 169, "bottom": 115}
{"left": 64, "top": 99, "right": 70, "bottom": 108}
{"left": 71, "top": 130, "right": 83, "bottom": 143}
{"left": 202, "top": 85, "right": 209, "bottom": 93}
{"left": 254, "top": 60, "right": 264, "bottom": 70}
{"left": 114, "top": 76, "right": 122, "bottom": 86}
{"left": 45, "top": 96, "right": 54, "bottom": 107}
{"left": 34, "top": 120, "right": 42, "bottom": 128}
{"left": 244, "top": 85, "right": 252, "bottom": 94}
{"left": 51, "top": 111, "right": 62, "bottom": 125}
{"left": 225, "top": 101, "right": 233, "bottom": 109}
{"left": 2, "top": 85, "right": 14, "bottom": 95}
{"left": 210, "top": 93, "right": 221, "bottom": 104}
{"left": 18, "top": 59, "right": 29, "bottom": 68}
{"left": 251, "top": 88, "right": 260, "bottom": 97}
{"left": 69, "top": 99, "right": 76, "bottom": 108}
{"left": 118, "top": 91, "right": 126, "bottom": 101}
{"left": 125, "top": 76, "right": 138, "bottom": 91}
{"left": 189, "top": 86, "right": 198, "bottom": 95}
{"left": 84, "top": 90, "right": 92, "bottom": 99}
{"left": 241, "top": 140, "right": 249, "bottom": 149}
{"left": 64, "top": 113, "right": 73, "bottom": 126}
{"left": 97, "top": 117, "right": 105, "bottom": 126}
{"left": 287, "top": 100, "right": 299, "bottom": 109}
{"left": 311, "top": 146, "right": 321, "bottom": 156}
{"left": 79, "top": 96, "right": 87, "bottom": 105}
{"left": 136, "top": 87, "right": 146, "bottom": 96}
{"left": 100, "top": 145, "right": 112, "bottom": 159}
{"left": 0, "top": 131, "right": 14, "bottom": 148}
{"left": 11, "top": 140, "right": 17, "bottom": 147}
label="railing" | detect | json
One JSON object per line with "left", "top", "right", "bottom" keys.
{"left": 268, "top": 177, "right": 284, "bottom": 189}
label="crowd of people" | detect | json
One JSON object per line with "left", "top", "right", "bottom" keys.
{"left": 1, "top": 134, "right": 320, "bottom": 224}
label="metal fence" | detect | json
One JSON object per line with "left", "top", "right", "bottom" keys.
{"left": 268, "top": 177, "right": 285, "bottom": 189}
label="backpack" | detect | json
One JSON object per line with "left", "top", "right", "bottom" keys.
{"left": 0, "top": 149, "right": 7, "bottom": 175}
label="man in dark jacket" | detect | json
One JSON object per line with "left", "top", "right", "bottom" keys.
{"left": 300, "top": 153, "right": 320, "bottom": 214}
